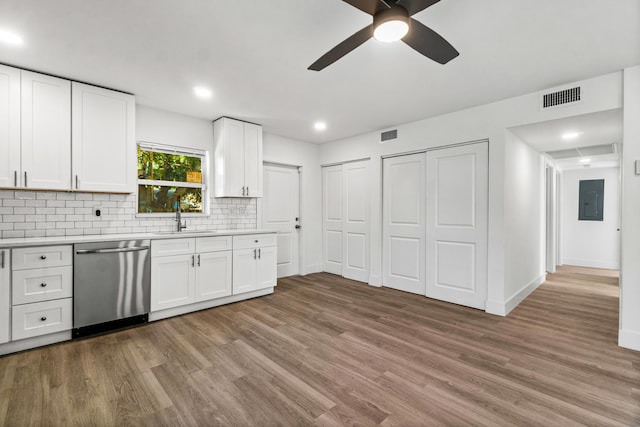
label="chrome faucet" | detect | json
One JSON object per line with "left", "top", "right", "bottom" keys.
{"left": 175, "top": 195, "right": 187, "bottom": 232}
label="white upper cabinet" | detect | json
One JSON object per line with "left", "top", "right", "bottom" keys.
{"left": 72, "top": 82, "right": 136, "bottom": 193}
{"left": 0, "top": 65, "right": 20, "bottom": 189}
{"left": 213, "top": 117, "right": 263, "bottom": 197}
{"left": 21, "top": 71, "right": 71, "bottom": 190}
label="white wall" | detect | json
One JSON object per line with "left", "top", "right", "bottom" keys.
{"left": 620, "top": 65, "right": 640, "bottom": 351}
{"left": 500, "top": 131, "right": 546, "bottom": 315}
{"left": 262, "top": 133, "right": 322, "bottom": 275}
{"left": 319, "top": 71, "right": 623, "bottom": 315}
{"left": 560, "top": 167, "right": 620, "bottom": 269}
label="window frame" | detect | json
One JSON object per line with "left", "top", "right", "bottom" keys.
{"left": 136, "top": 141, "right": 210, "bottom": 218}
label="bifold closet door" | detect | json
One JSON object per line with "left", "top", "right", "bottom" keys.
{"left": 425, "top": 142, "right": 488, "bottom": 310}
{"left": 322, "top": 161, "right": 370, "bottom": 282}
{"left": 382, "top": 153, "right": 426, "bottom": 295}
{"left": 342, "top": 161, "right": 369, "bottom": 282}
{"left": 322, "top": 165, "right": 343, "bottom": 275}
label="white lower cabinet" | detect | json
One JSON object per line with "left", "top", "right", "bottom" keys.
{"left": 196, "top": 251, "right": 232, "bottom": 301}
{"left": 7, "top": 245, "right": 73, "bottom": 342}
{"left": 0, "top": 250, "right": 10, "bottom": 344}
{"left": 151, "top": 237, "right": 232, "bottom": 312}
{"left": 232, "top": 234, "right": 277, "bottom": 295}
{"left": 151, "top": 253, "right": 196, "bottom": 311}
{"left": 11, "top": 298, "right": 72, "bottom": 341}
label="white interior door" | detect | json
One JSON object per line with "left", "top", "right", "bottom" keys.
{"left": 262, "top": 164, "right": 300, "bottom": 278}
{"left": 425, "top": 142, "right": 488, "bottom": 310}
{"left": 382, "top": 153, "right": 426, "bottom": 295}
{"left": 342, "top": 160, "right": 370, "bottom": 282}
{"left": 322, "top": 165, "right": 343, "bottom": 275}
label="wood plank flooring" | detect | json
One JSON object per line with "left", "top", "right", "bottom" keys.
{"left": 1, "top": 266, "right": 638, "bottom": 426}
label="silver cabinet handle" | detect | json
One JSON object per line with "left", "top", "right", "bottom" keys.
{"left": 24, "top": 171, "right": 27, "bottom": 188}
{"left": 40, "top": 283, "right": 47, "bottom": 288}
{"left": 1, "top": 251, "right": 4, "bottom": 269}
{"left": 191, "top": 254, "right": 195, "bottom": 267}
{"left": 75, "top": 175, "right": 79, "bottom": 189}
{"left": 40, "top": 255, "right": 47, "bottom": 260}
{"left": 258, "top": 248, "right": 261, "bottom": 259}
{"left": 197, "top": 254, "right": 201, "bottom": 267}
{"left": 76, "top": 246, "right": 149, "bottom": 255}
{"left": 246, "top": 187, "right": 249, "bottom": 196}
{"left": 14, "top": 171, "right": 17, "bottom": 187}
{"left": 40, "top": 316, "right": 47, "bottom": 322}
{"left": 253, "top": 248, "right": 256, "bottom": 259}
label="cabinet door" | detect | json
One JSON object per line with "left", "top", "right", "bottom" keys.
{"left": 256, "top": 246, "right": 277, "bottom": 290}
{"left": 21, "top": 71, "right": 71, "bottom": 190}
{"left": 151, "top": 254, "right": 196, "bottom": 311}
{"left": 0, "top": 65, "right": 20, "bottom": 189}
{"left": 214, "top": 118, "right": 244, "bottom": 197}
{"left": 72, "top": 82, "right": 136, "bottom": 193}
{"left": 243, "top": 122, "right": 263, "bottom": 197}
{"left": 196, "top": 250, "right": 232, "bottom": 301}
{"left": 232, "top": 248, "right": 257, "bottom": 295}
{"left": 0, "top": 250, "right": 9, "bottom": 344}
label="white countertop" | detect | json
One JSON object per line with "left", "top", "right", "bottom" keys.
{"left": 0, "top": 229, "right": 277, "bottom": 249}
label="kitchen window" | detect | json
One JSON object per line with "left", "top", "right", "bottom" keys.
{"left": 137, "top": 143, "right": 208, "bottom": 215}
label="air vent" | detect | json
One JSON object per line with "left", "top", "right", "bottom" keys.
{"left": 547, "top": 144, "right": 616, "bottom": 160}
{"left": 541, "top": 86, "right": 581, "bottom": 109}
{"left": 381, "top": 129, "right": 398, "bottom": 142}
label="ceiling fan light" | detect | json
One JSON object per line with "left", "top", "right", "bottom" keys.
{"left": 374, "top": 20, "right": 409, "bottom": 42}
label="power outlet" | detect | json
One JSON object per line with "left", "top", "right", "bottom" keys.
{"left": 92, "top": 206, "right": 102, "bottom": 217}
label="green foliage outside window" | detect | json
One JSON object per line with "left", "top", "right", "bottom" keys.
{"left": 137, "top": 146, "right": 205, "bottom": 214}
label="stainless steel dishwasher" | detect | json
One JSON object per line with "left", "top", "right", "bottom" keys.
{"left": 73, "top": 240, "right": 150, "bottom": 338}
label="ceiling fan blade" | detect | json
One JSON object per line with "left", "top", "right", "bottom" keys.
{"left": 402, "top": 18, "right": 459, "bottom": 64}
{"left": 396, "top": 0, "right": 440, "bottom": 16}
{"left": 308, "top": 25, "right": 374, "bottom": 71}
{"left": 342, "top": 0, "right": 390, "bottom": 15}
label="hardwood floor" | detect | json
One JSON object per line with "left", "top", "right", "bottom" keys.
{"left": 1, "top": 266, "right": 638, "bottom": 426}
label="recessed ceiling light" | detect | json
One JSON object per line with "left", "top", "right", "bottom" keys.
{"left": 579, "top": 158, "right": 591, "bottom": 163}
{"left": 314, "top": 121, "right": 327, "bottom": 131}
{"left": 562, "top": 131, "right": 583, "bottom": 140}
{"left": 0, "top": 29, "right": 24, "bottom": 46}
{"left": 193, "top": 86, "right": 212, "bottom": 99}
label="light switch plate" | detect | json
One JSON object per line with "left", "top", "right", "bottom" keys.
{"left": 636, "top": 160, "right": 640, "bottom": 175}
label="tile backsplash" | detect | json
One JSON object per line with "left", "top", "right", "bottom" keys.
{"left": 0, "top": 190, "right": 257, "bottom": 239}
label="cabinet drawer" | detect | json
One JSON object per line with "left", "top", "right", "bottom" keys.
{"left": 151, "top": 238, "right": 196, "bottom": 257}
{"left": 11, "top": 298, "right": 72, "bottom": 341}
{"left": 196, "top": 236, "right": 232, "bottom": 253}
{"left": 233, "top": 234, "right": 277, "bottom": 250}
{"left": 12, "top": 245, "right": 72, "bottom": 270}
{"left": 12, "top": 266, "right": 73, "bottom": 305}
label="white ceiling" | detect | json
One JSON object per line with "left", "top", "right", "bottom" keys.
{"left": 509, "top": 109, "right": 623, "bottom": 170}
{"left": 509, "top": 109, "right": 623, "bottom": 153}
{"left": 0, "top": 0, "right": 638, "bottom": 143}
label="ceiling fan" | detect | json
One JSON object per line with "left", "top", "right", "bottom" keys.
{"left": 308, "top": 0, "right": 459, "bottom": 71}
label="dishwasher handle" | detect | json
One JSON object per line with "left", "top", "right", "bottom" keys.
{"left": 76, "top": 246, "right": 150, "bottom": 255}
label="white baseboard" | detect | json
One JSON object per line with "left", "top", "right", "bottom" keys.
{"left": 619, "top": 329, "right": 640, "bottom": 352}
{"left": 149, "top": 287, "right": 274, "bottom": 322}
{"left": 368, "top": 274, "right": 382, "bottom": 287}
{"left": 563, "top": 258, "right": 619, "bottom": 270}
{"left": 485, "top": 273, "right": 546, "bottom": 317}
{"left": 302, "top": 263, "right": 323, "bottom": 275}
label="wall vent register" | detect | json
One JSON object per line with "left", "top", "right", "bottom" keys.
{"left": 541, "top": 86, "right": 581, "bottom": 109}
